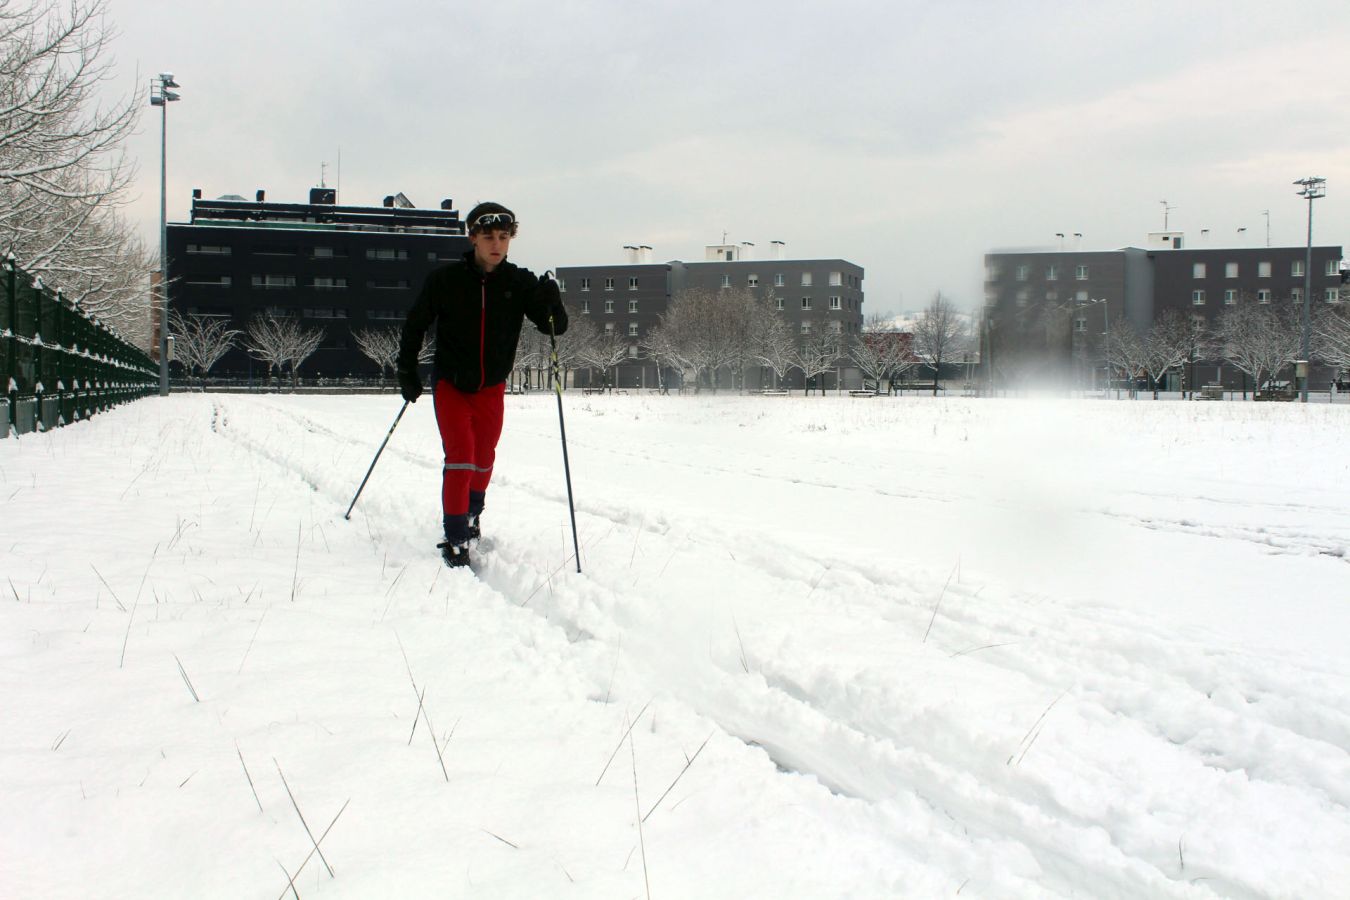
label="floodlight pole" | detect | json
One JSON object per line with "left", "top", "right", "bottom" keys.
{"left": 1295, "top": 177, "right": 1325, "bottom": 403}
{"left": 151, "top": 73, "right": 181, "bottom": 397}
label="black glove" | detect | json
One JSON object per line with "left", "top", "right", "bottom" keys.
{"left": 537, "top": 274, "right": 568, "bottom": 334}
{"left": 398, "top": 370, "right": 424, "bottom": 403}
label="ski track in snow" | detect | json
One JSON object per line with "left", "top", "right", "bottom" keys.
{"left": 199, "top": 394, "right": 1350, "bottom": 899}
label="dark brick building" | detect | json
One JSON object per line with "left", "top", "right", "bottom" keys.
{"left": 167, "top": 188, "right": 468, "bottom": 381}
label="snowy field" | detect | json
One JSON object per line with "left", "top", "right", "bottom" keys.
{"left": 2, "top": 392, "right": 1348, "bottom": 899}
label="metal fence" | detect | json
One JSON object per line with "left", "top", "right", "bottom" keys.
{"left": 2, "top": 254, "right": 157, "bottom": 437}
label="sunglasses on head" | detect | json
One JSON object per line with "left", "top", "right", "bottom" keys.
{"left": 471, "top": 212, "right": 515, "bottom": 230}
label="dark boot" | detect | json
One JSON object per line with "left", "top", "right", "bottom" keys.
{"left": 437, "top": 540, "right": 471, "bottom": 568}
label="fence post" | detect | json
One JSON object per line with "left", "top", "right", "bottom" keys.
{"left": 5, "top": 254, "right": 15, "bottom": 437}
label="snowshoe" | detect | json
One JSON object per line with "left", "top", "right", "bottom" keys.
{"left": 437, "top": 540, "right": 472, "bottom": 569}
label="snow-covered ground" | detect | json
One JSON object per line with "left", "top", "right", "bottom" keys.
{"left": 2, "top": 392, "right": 1348, "bottom": 899}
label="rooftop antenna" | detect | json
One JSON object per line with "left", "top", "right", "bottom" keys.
{"left": 320, "top": 161, "right": 328, "bottom": 188}
{"left": 1160, "top": 199, "right": 1176, "bottom": 230}
{"left": 1260, "top": 210, "right": 1270, "bottom": 247}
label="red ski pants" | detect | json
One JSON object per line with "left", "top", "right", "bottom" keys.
{"left": 433, "top": 380, "right": 505, "bottom": 516}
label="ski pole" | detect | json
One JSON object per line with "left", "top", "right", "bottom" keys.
{"left": 549, "top": 311, "right": 582, "bottom": 573}
{"left": 344, "top": 399, "right": 409, "bottom": 520}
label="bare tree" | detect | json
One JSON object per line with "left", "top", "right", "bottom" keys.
{"left": 1312, "top": 303, "right": 1350, "bottom": 396}
{"left": 1217, "top": 301, "right": 1302, "bottom": 399}
{"left": 853, "top": 324, "right": 915, "bottom": 394}
{"left": 353, "top": 326, "right": 399, "bottom": 382}
{"left": 577, "top": 322, "right": 631, "bottom": 391}
{"left": 1140, "top": 309, "right": 1195, "bottom": 399}
{"left": 245, "top": 314, "right": 324, "bottom": 391}
{"left": 747, "top": 301, "right": 796, "bottom": 390}
{"left": 167, "top": 310, "right": 238, "bottom": 389}
{"left": 1, "top": 0, "right": 147, "bottom": 340}
{"left": 1102, "top": 315, "right": 1146, "bottom": 398}
{"left": 793, "top": 319, "right": 840, "bottom": 397}
{"left": 912, "top": 292, "right": 968, "bottom": 396}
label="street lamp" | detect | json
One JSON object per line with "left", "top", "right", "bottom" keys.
{"left": 1087, "top": 297, "right": 1110, "bottom": 397}
{"left": 151, "top": 72, "right": 181, "bottom": 396}
{"left": 1294, "top": 176, "right": 1325, "bottom": 403}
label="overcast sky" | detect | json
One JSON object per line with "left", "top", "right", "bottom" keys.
{"left": 102, "top": 0, "right": 1350, "bottom": 316}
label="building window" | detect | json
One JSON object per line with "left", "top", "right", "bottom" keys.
{"left": 1015, "top": 265, "right": 1029, "bottom": 281}
{"left": 251, "top": 275, "right": 296, "bottom": 289}
{"left": 1193, "top": 262, "right": 1206, "bottom": 278}
{"left": 1046, "top": 265, "right": 1058, "bottom": 281}
{"left": 366, "top": 279, "right": 409, "bottom": 290}
{"left": 368, "top": 309, "right": 404, "bottom": 320}
{"left": 604, "top": 300, "right": 615, "bottom": 313}
{"left": 302, "top": 307, "right": 348, "bottom": 319}
{"left": 581, "top": 300, "right": 590, "bottom": 314}
{"left": 720, "top": 275, "right": 731, "bottom": 288}
{"left": 628, "top": 323, "right": 639, "bottom": 337}
{"left": 255, "top": 246, "right": 298, "bottom": 257}
{"left": 1325, "top": 288, "right": 1340, "bottom": 302}
{"left": 628, "top": 299, "right": 638, "bottom": 313}
{"left": 262, "top": 306, "right": 295, "bottom": 317}
{"left": 1257, "top": 289, "right": 1272, "bottom": 304}
{"left": 1076, "top": 290, "right": 1088, "bottom": 303}
{"left": 604, "top": 277, "right": 615, "bottom": 291}
{"left": 580, "top": 278, "right": 591, "bottom": 291}
{"left": 1327, "top": 260, "right": 1342, "bottom": 277}
{"left": 829, "top": 271, "right": 842, "bottom": 286}
{"left": 775, "top": 297, "right": 784, "bottom": 310}
{"left": 604, "top": 322, "right": 614, "bottom": 333}
{"left": 1291, "top": 287, "right": 1303, "bottom": 302}
{"left": 801, "top": 272, "right": 813, "bottom": 286}
{"left": 801, "top": 297, "right": 811, "bottom": 310}
{"left": 1073, "top": 317, "right": 1087, "bottom": 333}
{"left": 1224, "top": 289, "right": 1237, "bottom": 305}
{"left": 1075, "top": 265, "right": 1089, "bottom": 280}
{"left": 628, "top": 276, "right": 639, "bottom": 290}
{"left": 557, "top": 279, "right": 566, "bottom": 292}
{"left": 774, "top": 273, "right": 784, "bottom": 287}
{"left": 1016, "top": 289, "right": 1029, "bottom": 307}
{"left": 800, "top": 322, "right": 812, "bottom": 334}
{"left": 1192, "top": 290, "right": 1205, "bottom": 306}
{"left": 186, "top": 244, "right": 231, "bottom": 255}
{"left": 829, "top": 296, "right": 841, "bottom": 310}
{"left": 311, "top": 277, "right": 347, "bottom": 290}
{"left": 1292, "top": 260, "right": 1305, "bottom": 277}
{"left": 186, "top": 275, "right": 231, "bottom": 287}
{"left": 1258, "top": 261, "right": 1271, "bottom": 278}
{"left": 1225, "top": 262, "right": 1239, "bottom": 278}
{"left": 748, "top": 274, "right": 759, "bottom": 287}
{"left": 366, "top": 248, "right": 408, "bottom": 260}
{"left": 986, "top": 265, "right": 1000, "bottom": 281}
{"left": 828, "top": 321, "right": 843, "bottom": 335}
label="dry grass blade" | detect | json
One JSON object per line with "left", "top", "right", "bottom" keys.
{"left": 289, "top": 523, "right": 302, "bottom": 603}
{"left": 1007, "top": 689, "right": 1069, "bottom": 766}
{"left": 275, "top": 860, "right": 299, "bottom": 900}
{"left": 237, "top": 609, "right": 268, "bottom": 674}
{"left": 51, "top": 729, "right": 71, "bottom": 751}
{"left": 274, "top": 797, "right": 350, "bottom": 900}
{"left": 922, "top": 562, "right": 959, "bottom": 644}
{"left": 596, "top": 699, "right": 652, "bottom": 786}
{"left": 732, "top": 616, "right": 750, "bottom": 673}
{"left": 642, "top": 732, "right": 713, "bottom": 823}
{"left": 629, "top": 725, "right": 652, "bottom": 900}
{"left": 236, "top": 742, "right": 264, "bottom": 813}
{"left": 482, "top": 829, "right": 520, "bottom": 849}
{"left": 408, "top": 685, "right": 427, "bottom": 746}
{"left": 7, "top": 577, "right": 20, "bottom": 603}
{"left": 274, "top": 759, "right": 335, "bottom": 878}
{"left": 173, "top": 654, "right": 201, "bottom": 702}
{"left": 90, "top": 565, "right": 127, "bottom": 610}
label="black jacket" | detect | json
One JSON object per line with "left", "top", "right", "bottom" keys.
{"left": 397, "top": 251, "right": 567, "bottom": 393}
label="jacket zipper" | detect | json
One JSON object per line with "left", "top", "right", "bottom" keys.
{"left": 479, "top": 278, "right": 487, "bottom": 390}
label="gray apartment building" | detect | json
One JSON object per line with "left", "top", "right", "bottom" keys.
{"left": 557, "top": 242, "right": 865, "bottom": 389}
{"left": 984, "top": 232, "right": 1345, "bottom": 390}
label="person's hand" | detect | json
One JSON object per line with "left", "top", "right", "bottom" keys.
{"left": 538, "top": 274, "right": 567, "bottom": 332}
{"left": 398, "top": 370, "right": 424, "bottom": 403}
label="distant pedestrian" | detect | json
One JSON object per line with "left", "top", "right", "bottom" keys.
{"left": 397, "top": 202, "right": 568, "bottom": 568}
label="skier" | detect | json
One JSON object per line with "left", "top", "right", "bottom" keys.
{"left": 396, "top": 202, "right": 568, "bottom": 568}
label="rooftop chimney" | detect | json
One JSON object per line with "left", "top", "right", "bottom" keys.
{"left": 256, "top": 189, "right": 265, "bottom": 202}
{"left": 440, "top": 199, "right": 454, "bottom": 210}
{"left": 383, "top": 195, "right": 395, "bottom": 208}
{"left": 771, "top": 240, "right": 786, "bottom": 260}
{"left": 638, "top": 245, "right": 653, "bottom": 264}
